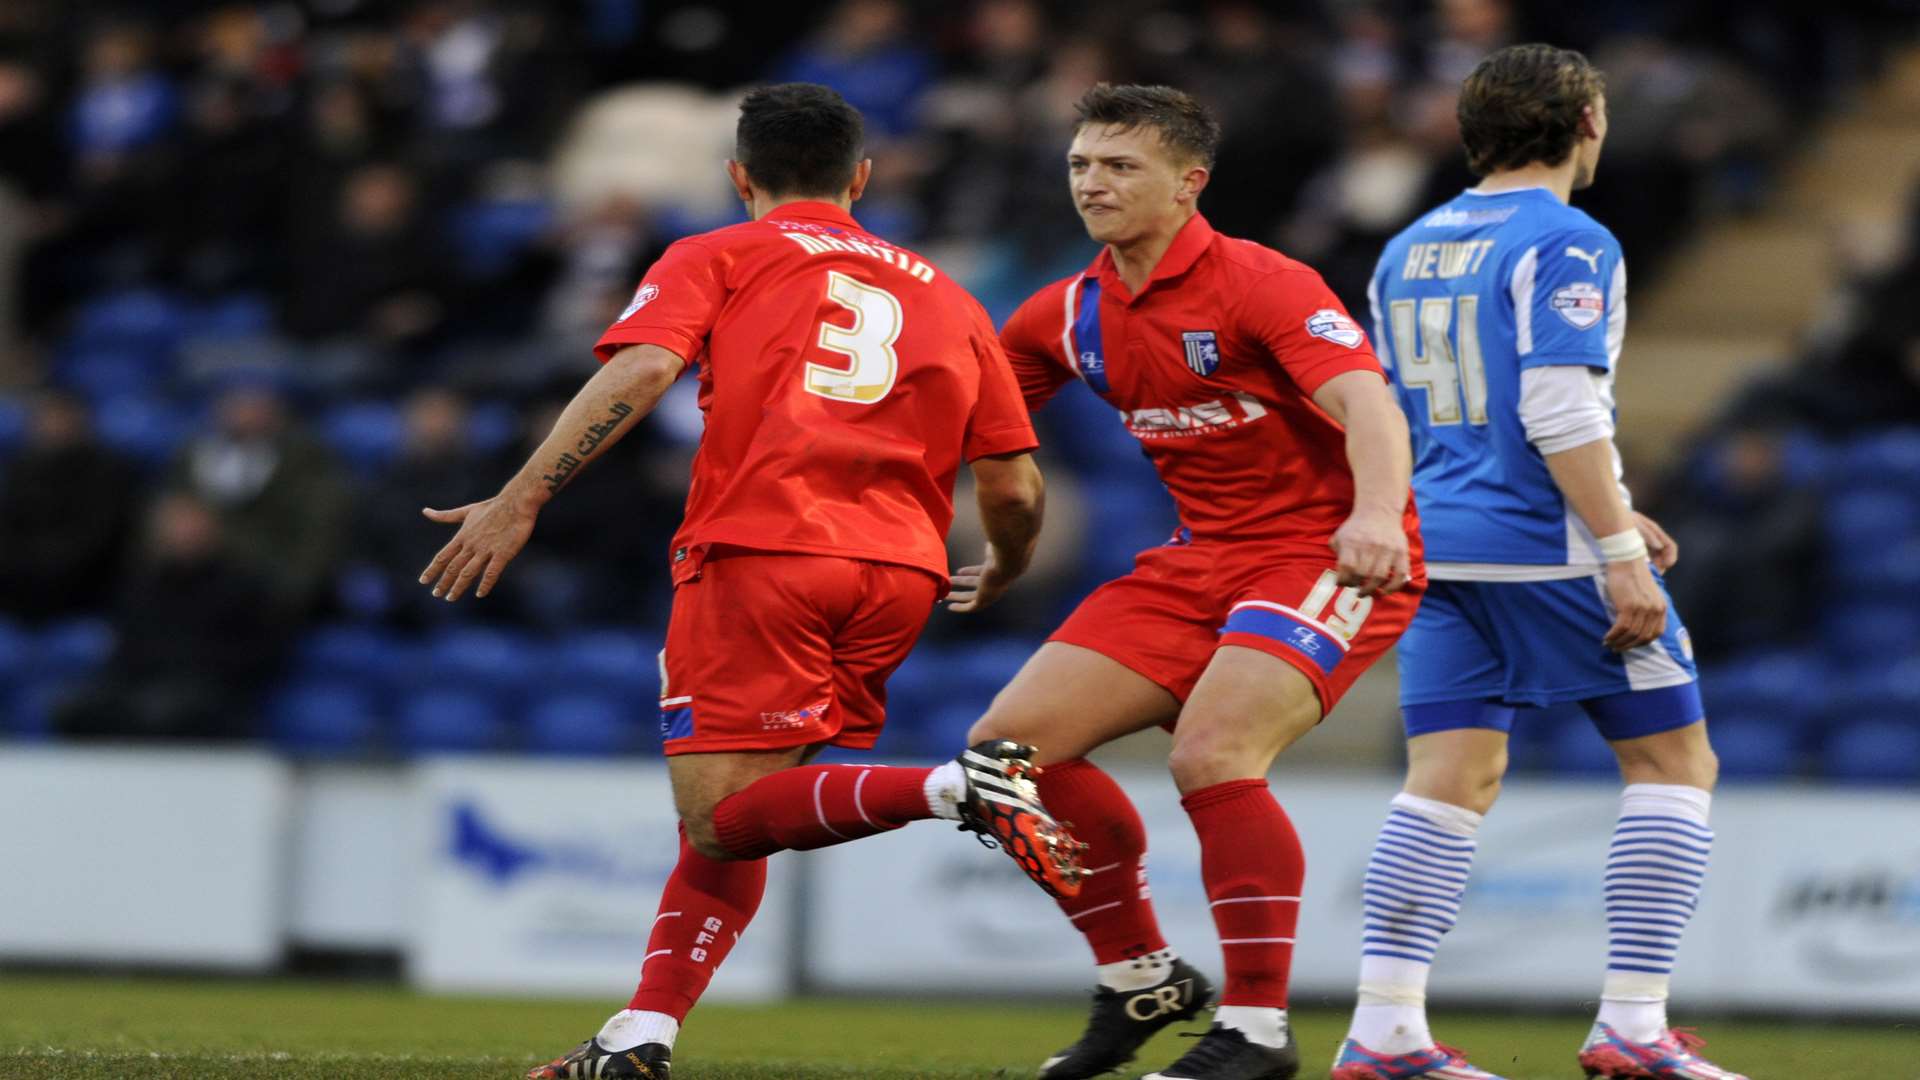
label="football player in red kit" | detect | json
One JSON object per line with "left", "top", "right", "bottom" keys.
{"left": 418, "top": 84, "right": 1085, "bottom": 1080}
{"left": 966, "top": 85, "right": 1425, "bottom": 1080}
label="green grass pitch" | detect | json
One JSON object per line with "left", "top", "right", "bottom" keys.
{"left": 1, "top": 974, "right": 1913, "bottom": 1079}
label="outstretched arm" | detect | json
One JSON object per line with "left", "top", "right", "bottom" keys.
{"left": 418, "top": 344, "right": 686, "bottom": 601}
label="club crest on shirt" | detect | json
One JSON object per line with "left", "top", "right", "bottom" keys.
{"left": 1305, "top": 308, "right": 1365, "bottom": 349}
{"left": 1181, "top": 330, "right": 1221, "bottom": 376}
{"left": 619, "top": 282, "right": 660, "bottom": 321}
{"left": 1551, "top": 281, "right": 1604, "bottom": 330}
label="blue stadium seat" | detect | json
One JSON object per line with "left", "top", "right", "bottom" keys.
{"left": 424, "top": 626, "right": 539, "bottom": 698}
{"left": 1824, "top": 488, "right": 1919, "bottom": 549}
{"left": 72, "top": 290, "right": 189, "bottom": 349}
{"left": 321, "top": 401, "right": 407, "bottom": 475}
{"left": 1840, "top": 428, "right": 1920, "bottom": 488}
{"left": 0, "top": 616, "right": 30, "bottom": 689}
{"left": 1833, "top": 661, "right": 1920, "bottom": 716}
{"left": 1083, "top": 482, "right": 1182, "bottom": 584}
{"left": 294, "top": 624, "right": 415, "bottom": 694}
{"left": 186, "top": 294, "right": 273, "bottom": 340}
{"left": 1823, "top": 717, "right": 1920, "bottom": 783}
{"left": 543, "top": 628, "right": 662, "bottom": 699}
{"left": 57, "top": 347, "right": 166, "bottom": 401}
{"left": 1037, "top": 388, "right": 1145, "bottom": 474}
{"left": 1776, "top": 431, "right": 1834, "bottom": 486}
{"left": 269, "top": 680, "right": 381, "bottom": 757}
{"left": 465, "top": 399, "right": 521, "bottom": 455}
{"left": 1822, "top": 604, "right": 1920, "bottom": 667}
{"left": 0, "top": 395, "right": 26, "bottom": 458}
{"left": 880, "top": 644, "right": 946, "bottom": 749}
{"left": 34, "top": 618, "right": 114, "bottom": 678}
{"left": 449, "top": 199, "right": 554, "bottom": 277}
{"left": 526, "top": 692, "right": 641, "bottom": 756}
{"left": 93, "top": 394, "right": 190, "bottom": 467}
{"left": 396, "top": 687, "right": 510, "bottom": 754}
{"left": 1699, "top": 648, "right": 1824, "bottom": 724}
{"left": 1710, "top": 718, "right": 1800, "bottom": 780}
{"left": 2, "top": 678, "right": 66, "bottom": 739}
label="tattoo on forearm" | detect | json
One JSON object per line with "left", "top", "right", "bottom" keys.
{"left": 540, "top": 400, "right": 636, "bottom": 493}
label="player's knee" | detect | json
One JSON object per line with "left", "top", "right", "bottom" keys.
{"left": 679, "top": 809, "right": 738, "bottom": 861}
{"left": 1166, "top": 734, "right": 1254, "bottom": 794}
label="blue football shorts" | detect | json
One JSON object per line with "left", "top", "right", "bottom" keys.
{"left": 1398, "top": 571, "right": 1703, "bottom": 742}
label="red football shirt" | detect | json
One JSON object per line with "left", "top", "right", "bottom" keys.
{"left": 595, "top": 202, "right": 1037, "bottom": 581}
{"left": 1002, "top": 212, "right": 1420, "bottom": 550}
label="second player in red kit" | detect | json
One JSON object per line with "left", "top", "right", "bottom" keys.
{"left": 968, "top": 86, "right": 1425, "bottom": 1080}
{"left": 417, "top": 85, "right": 1086, "bottom": 1080}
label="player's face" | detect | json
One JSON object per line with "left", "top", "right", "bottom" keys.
{"left": 1573, "top": 93, "right": 1608, "bottom": 190}
{"left": 1067, "top": 123, "right": 1202, "bottom": 246}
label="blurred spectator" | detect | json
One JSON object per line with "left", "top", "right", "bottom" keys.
{"left": 0, "top": 390, "right": 138, "bottom": 621}
{"left": 770, "top": 0, "right": 933, "bottom": 139}
{"left": 168, "top": 380, "right": 349, "bottom": 615}
{"left": 354, "top": 386, "right": 492, "bottom": 626}
{"left": 56, "top": 491, "right": 288, "bottom": 741}
{"left": 282, "top": 162, "right": 446, "bottom": 363}
{"left": 1655, "top": 425, "right": 1823, "bottom": 659}
{"left": 69, "top": 22, "right": 177, "bottom": 175}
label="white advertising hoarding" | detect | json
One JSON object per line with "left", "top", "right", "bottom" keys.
{"left": 409, "top": 757, "right": 795, "bottom": 1001}
{"left": 807, "top": 769, "right": 1920, "bottom": 1015}
{"left": 0, "top": 746, "right": 290, "bottom": 969}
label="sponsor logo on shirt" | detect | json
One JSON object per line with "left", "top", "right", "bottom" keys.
{"left": 1563, "top": 244, "right": 1603, "bottom": 273}
{"left": 1120, "top": 392, "right": 1269, "bottom": 440}
{"left": 1422, "top": 205, "right": 1518, "bottom": 227}
{"left": 1305, "top": 308, "right": 1365, "bottom": 348}
{"left": 619, "top": 282, "right": 660, "bottom": 321}
{"left": 1550, "top": 281, "right": 1605, "bottom": 330}
{"left": 761, "top": 699, "right": 830, "bottom": 732}
{"left": 1181, "top": 330, "right": 1221, "bottom": 376}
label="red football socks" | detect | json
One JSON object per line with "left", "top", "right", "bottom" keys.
{"left": 1037, "top": 758, "right": 1169, "bottom": 963}
{"left": 710, "top": 764, "right": 934, "bottom": 859}
{"left": 1182, "top": 778, "right": 1304, "bottom": 1007}
{"left": 627, "top": 828, "right": 768, "bottom": 1018}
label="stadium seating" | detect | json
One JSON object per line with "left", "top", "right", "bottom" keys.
{"left": 1706, "top": 718, "right": 1801, "bottom": 780}
{"left": 92, "top": 394, "right": 191, "bottom": 467}
{"left": 525, "top": 692, "right": 644, "bottom": 756}
{"left": 396, "top": 687, "right": 511, "bottom": 754}
{"left": 71, "top": 289, "right": 189, "bottom": 352}
{"left": 0, "top": 394, "right": 26, "bottom": 458}
{"left": 540, "top": 628, "right": 662, "bottom": 700}
{"left": 293, "top": 624, "right": 416, "bottom": 696}
{"left": 1823, "top": 717, "right": 1920, "bottom": 783}
{"left": 269, "top": 680, "right": 383, "bottom": 757}
{"left": 321, "top": 401, "right": 408, "bottom": 475}
{"left": 34, "top": 619, "right": 114, "bottom": 678}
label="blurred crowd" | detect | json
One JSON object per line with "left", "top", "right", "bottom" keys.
{"left": 0, "top": 0, "right": 1915, "bottom": 761}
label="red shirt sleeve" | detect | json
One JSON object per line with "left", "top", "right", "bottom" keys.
{"left": 964, "top": 307, "right": 1040, "bottom": 461}
{"left": 998, "top": 287, "right": 1077, "bottom": 413}
{"left": 1237, "top": 267, "right": 1385, "bottom": 396}
{"left": 593, "top": 238, "right": 728, "bottom": 364}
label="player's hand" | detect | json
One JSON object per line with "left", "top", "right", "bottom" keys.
{"left": 1633, "top": 510, "right": 1679, "bottom": 572}
{"left": 947, "top": 544, "right": 1019, "bottom": 613}
{"left": 1600, "top": 557, "right": 1667, "bottom": 652}
{"left": 418, "top": 493, "right": 539, "bottom": 602}
{"left": 1330, "top": 506, "right": 1410, "bottom": 597}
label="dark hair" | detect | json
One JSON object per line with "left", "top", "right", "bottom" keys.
{"left": 1073, "top": 83, "right": 1221, "bottom": 167}
{"left": 1457, "top": 44, "right": 1606, "bottom": 176}
{"left": 735, "top": 83, "right": 864, "bottom": 198}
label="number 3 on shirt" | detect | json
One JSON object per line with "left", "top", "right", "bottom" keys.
{"left": 806, "top": 270, "right": 901, "bottom": 404}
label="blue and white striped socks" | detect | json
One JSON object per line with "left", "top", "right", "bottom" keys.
{"left": 1598, "top": 783, "right": 1713, "bottom": 1043}
{"left": 1347, "top": 792, "right": 1483, "bottom": 1054}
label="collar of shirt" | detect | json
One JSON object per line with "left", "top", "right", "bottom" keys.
{"left": 763, "top": 201, "right": 862, "bottom": 229}
{"left": 1089, "top": 212, "right": 1216, "bottom": 304}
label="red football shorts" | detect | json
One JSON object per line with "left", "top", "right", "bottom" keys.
{"left": 657, "top": 548, "right": 939, "bottom": 755}
{"left": 1050, "top": 539, "right": 1424, "bottom": 716}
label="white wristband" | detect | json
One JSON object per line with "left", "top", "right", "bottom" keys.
{"left": 1598, "top": 528, "right": 1649, "bottom": 563}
